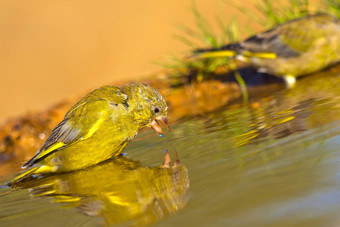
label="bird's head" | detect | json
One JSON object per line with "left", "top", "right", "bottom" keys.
{"left": 122, "top": 82, "right": 169, "bottom": 135}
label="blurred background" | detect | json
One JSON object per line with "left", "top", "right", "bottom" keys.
{"left": 0, "top": 0, "right": 266, "bottom": 122}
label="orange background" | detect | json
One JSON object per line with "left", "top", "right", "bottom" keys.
{"left": 0, "top": 0, "right": 276, "bottom": 122}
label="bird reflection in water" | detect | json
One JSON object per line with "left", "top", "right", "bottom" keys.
{"left": 11, "top": 151, "right": 189, "bottom": 226}
{"left": 232, "top": 98, "right": 314, "bottom": 147}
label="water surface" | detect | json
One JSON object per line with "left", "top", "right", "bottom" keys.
{"left": 1, "top": 70, "right": 340, "bottom": 226}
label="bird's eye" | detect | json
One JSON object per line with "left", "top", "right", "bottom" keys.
{"left": 154, "top": 107, "right": 160, "bottom": 113}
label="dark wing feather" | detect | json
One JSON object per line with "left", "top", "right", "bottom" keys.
{"left": 22, "top": 112, "right": 86, "bottom": 168}
{"left": 240, "top": 28, "right": 300, "bottom": 58}
{"left": 196, "top": 26, "right": 300, "bottom": 58}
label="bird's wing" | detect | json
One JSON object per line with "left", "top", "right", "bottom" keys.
{"left": 240, "top": 14, "right": 336, "bottom": 58}
{"left": 240, "top": 26, "right": 300, "bottom": 58}
{"left": 23, "top": 86, "right": 128, "bottom": 168}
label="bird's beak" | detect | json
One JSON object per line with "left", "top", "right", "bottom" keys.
{"left": 150, "top": 117, "right": 170, "bottom": 136}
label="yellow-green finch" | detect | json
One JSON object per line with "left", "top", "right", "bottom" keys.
{"left": 9, "top": 82, "right": 168, "bottom": 184}
{"left": 195, "top": 14, "right": 340, "bottom": 86}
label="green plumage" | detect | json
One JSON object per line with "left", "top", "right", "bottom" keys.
{"left": 242, "top": 13, "right": 340, "bottom": 77}
{"left": 196, "top": 13, "right": 340, "bottom": 85}
{"left": 9, "top": 82, "right": 168, "bottom": 184}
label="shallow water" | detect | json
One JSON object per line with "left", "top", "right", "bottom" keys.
{"left": 1, "top": 71, "right": 340, "bottom": 226}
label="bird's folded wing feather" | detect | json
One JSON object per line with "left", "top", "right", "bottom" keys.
{"left": 240, "top": 15, "right": 335, "bottom": 58}
{"left": 23, "top": 86, "right": 128, "bottom": 168}
{"left": 240, "top": 26, "right": 301, "bottom": 58}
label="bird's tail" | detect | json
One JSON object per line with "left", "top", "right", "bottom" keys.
{"left": 193, "top": 43, "right": 241, "bottom": 58}
{"left": 7, "top": 166, "right": 40, "bottom": 186}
